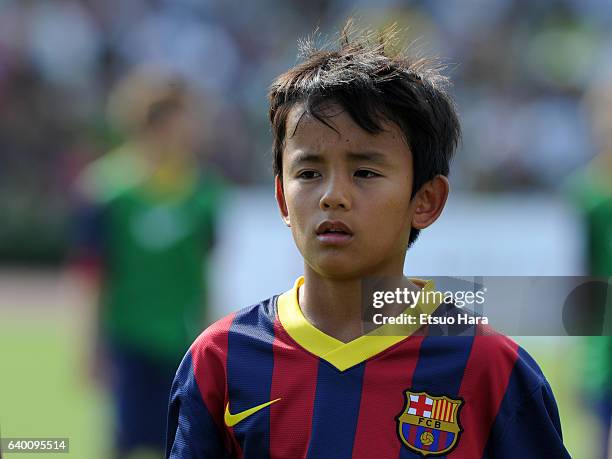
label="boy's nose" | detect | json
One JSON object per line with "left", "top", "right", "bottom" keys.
{"left": 319, "top": 178, "right": 351, "bottom": 210}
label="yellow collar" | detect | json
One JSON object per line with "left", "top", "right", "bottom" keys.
{"left": 277, "top": 276, "right": 442, "bottom": 371}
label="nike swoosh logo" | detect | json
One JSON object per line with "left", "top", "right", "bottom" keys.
{"left": 224, "top": 398, "right": 281, "bottom": 427}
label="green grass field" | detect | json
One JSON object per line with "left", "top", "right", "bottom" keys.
{"left": 0, "top": 315, "right": 111, "bottom": 458}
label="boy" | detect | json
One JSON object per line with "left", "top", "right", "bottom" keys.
{"left": 166, "top": 25, "right": 570, "bottom": 458}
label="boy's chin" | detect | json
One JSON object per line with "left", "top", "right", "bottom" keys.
{"left": 307, "top": 257, "right": 373, "bottom": 281}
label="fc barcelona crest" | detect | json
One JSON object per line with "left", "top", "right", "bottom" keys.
{"left": 396, "top": 390, "right": 464, "bottom": 456}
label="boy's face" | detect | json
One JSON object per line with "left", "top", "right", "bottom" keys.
{"left": 276, "top": 103, "right": 445, "bottom": 280}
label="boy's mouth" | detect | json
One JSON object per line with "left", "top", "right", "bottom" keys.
{"left": 315, "top": 220, "right": 354, "bottom": 245}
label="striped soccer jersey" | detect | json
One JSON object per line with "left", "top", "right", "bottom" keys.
{"left": 167, "top": 277, "right": 570, "bottom": 458}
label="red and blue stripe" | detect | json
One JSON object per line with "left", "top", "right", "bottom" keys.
{"left": 168, "top": 300, "right": 560, "bottom": 458}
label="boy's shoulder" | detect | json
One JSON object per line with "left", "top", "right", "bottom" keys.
{"left": 433, "top": 302, "right": 548, "bottom": 393}
{"left": 468, "top": 336, "right": 549, "bottom": 404}
{"left": 190, "top": 296, "right": 278, "bottom": 358}
{"left": 476, "top": 331, "right": 547, "bottom": 390}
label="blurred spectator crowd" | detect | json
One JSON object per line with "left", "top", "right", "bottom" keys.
{"left": 2, "top": 0, "right": 612, "bottom": 262}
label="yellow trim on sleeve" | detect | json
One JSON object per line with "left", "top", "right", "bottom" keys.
{"left": 277, "top": 276, "right": 442, "bottom": 372}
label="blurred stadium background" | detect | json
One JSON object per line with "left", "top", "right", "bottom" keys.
{"left": 1, "top": 0, "right": 612, "bottom": 457}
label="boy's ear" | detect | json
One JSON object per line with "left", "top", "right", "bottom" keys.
{"left": 275, "top": 175, "right": 291, "bottom": 227}
{"left": 411, "top": 175, "right": 449, "bottom": 230}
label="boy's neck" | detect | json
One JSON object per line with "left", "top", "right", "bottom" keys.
{"left": 299, "top": 265, "right": 419, "bottom": 343}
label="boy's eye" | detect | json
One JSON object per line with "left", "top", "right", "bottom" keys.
{"left": 354, "top": 169, "right": 379, "bottom": 178}
{"left": 297, "top": 170, "right": 321, "bottom": 179}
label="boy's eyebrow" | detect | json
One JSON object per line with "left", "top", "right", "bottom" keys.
{"left": 289, "top": 150, "right": 391, "bottom": 166}
{"left": 346, "top": 151, "right": 391, "bottom": 165}
{"left": 290, "top": 152, "right": 324, "bottom": 165}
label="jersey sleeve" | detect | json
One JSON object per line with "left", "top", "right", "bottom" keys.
{"left": 166, "top": 315, "right": 236, "bottom": 458}
{"left": 166, "top": 351, "right": 227, "bottom": 458}
{"left": 485, "top": 345, "right": 572, "bottom": 459}
{"left": 490, "top": 381, "right": 570, "bottom": 458}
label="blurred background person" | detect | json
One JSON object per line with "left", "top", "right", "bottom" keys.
{"left": 566, "top": 79, "right": 612, "bottom": 459}
{"left": 72, "top": 67, "right": 225, "bottom": 459}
